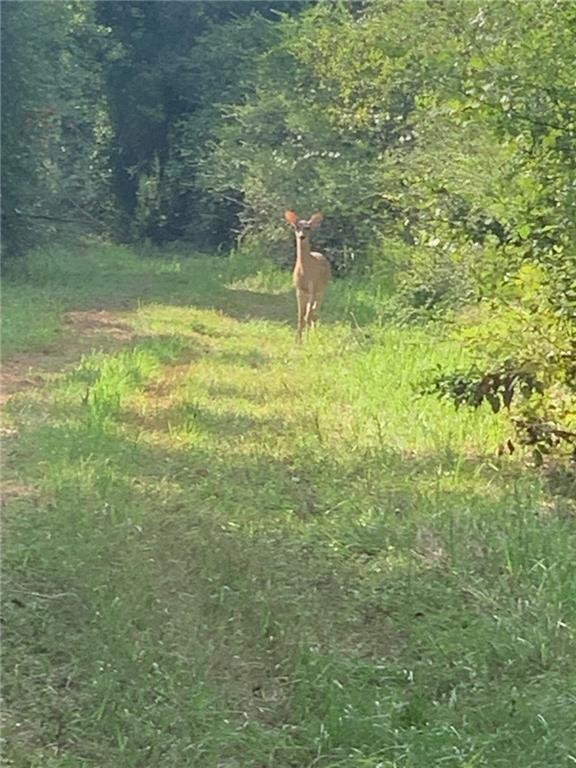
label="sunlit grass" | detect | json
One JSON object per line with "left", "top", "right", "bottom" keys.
{"left": 3, "top": 244, "right": 576, "bottom": 767}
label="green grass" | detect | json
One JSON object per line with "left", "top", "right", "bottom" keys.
{"left": 3, "top": 244, "right": 576, "bottom": 767}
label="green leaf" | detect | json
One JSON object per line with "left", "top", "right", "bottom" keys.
{"left": 517, "top": 224, "right": 531, "bottom": 239}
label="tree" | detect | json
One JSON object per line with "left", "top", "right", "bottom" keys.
{"left": 95, "top": 0, "right": 309, "bottom": 247}
{"left": 1, "top": 2, "right": 65, "bottom": 259}
{"left": 1, "top": 1, "right": 110, "bottom": 261}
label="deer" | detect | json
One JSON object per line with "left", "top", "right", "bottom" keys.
{"left": 285, "top": 210, "right": 331, "bottom": 342}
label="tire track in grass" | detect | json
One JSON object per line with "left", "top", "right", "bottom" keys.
{"left": 1, "top": 310, "right": 137, "bottom": 405}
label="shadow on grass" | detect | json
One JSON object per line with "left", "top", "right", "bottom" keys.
{"left": 132, "top": 401, "right": 285, "bottom": 438}
{"left": 5, "top": 395, "right": 570, "bottom": 767}
{"left": 5, "top": 407, "right": 534, "bottom": 696}
{"left": 25, "top": 265, "right": 298, "bottom": 326}
{"left": 2, "top": 266, "right": 297, "bottom": 404}
{"left": 6, "top": 397, "right": 538, "bottom": 560}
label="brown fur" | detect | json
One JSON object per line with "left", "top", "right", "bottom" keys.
{"left": 285, "top": 210, "right": 331, "bottom": 342}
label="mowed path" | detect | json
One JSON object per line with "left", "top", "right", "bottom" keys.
{"left": 3, "top": 249, "right": 574, "bottom": 768}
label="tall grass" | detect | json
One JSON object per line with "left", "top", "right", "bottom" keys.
{"left": 3, "top": 244, "right": 576, "bottom": 767}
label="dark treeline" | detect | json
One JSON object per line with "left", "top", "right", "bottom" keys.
{"left": 1, "top": 0, "right": 309, "bottom": 255}
{"left": 2, "top": 1, "right": 575, "bottom": 275}
{"left": 1, "top": 0, "right": 575, "bottom": 451}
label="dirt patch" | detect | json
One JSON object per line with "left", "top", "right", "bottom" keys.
{"left": 1, "top": 481, "right": 38, "bottom": 506}
{"left": 1, "top": 309, "right": 136, "bottom": 406}
{"left": 0, "top": 368, "right": 45, "bottom": 404}
{"left": 64, "top": 309, "right": 135, "bottom": 341}
{"left": 144, "top": 361, "right": 195, "bottom": 399}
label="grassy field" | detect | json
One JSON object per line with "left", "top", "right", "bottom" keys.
{"left": 3, "top": 244, "right": 576, "bottom": 767}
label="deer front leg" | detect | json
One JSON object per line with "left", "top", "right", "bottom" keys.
{"left": 296, "top": 289, "right": 308, "bottom": 343}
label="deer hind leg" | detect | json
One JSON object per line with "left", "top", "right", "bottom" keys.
{"left": 308, "top": 291, "right": 324, "bottom": 330}
{"left": 306, "top": 299, "right": 317, "bottom": 330}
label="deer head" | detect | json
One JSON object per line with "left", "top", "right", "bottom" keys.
{"left": 285, "top": 210, "right": 323, "bottom": 241}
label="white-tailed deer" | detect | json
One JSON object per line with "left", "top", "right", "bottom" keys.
{"left": 285, "top": 210, "right": 331, "bottom": 342}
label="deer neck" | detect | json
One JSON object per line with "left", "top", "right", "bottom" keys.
{"left": 295, "top": 237, "right": 313, "bottom": 269}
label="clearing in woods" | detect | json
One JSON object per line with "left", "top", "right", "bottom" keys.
{"left": 2, "top": 245, "right": 575, "bottom": 767}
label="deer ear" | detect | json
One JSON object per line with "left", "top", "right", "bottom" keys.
{"left": 309, "top": 212, "right": 323, "bottom": 229}
{"left": 285, "top": 210, "right": 299, "bottom": 226}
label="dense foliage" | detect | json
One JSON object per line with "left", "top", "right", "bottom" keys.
{"left": 2, "top": 0, "right": 574, "bottom": 455}
{"left": 1, "top": 2, "right": 110, "bottom": 257}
